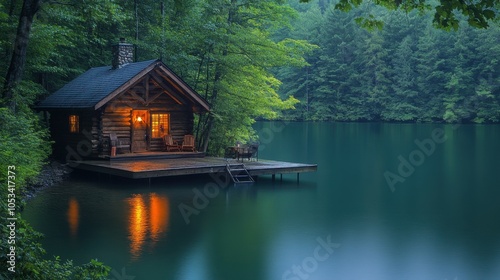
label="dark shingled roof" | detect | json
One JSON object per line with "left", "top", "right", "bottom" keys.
{"left": 37, "top": 59, "right": 157, "bottom": 109}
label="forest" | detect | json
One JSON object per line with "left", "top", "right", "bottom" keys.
{"left": 279, "top": 1, "right": 500, "bottom": 122}
{"left": 0, "top": 0, "right": 498, "bottom": 278}
{"left": 0, "top": 0, "right": 308, "bottom": 278}
{"left": 0, "top": 0, "right": 314, "bottom": 155}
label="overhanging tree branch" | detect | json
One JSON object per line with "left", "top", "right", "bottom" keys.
{"left": 300, "top": 0, "right": 498, "bottom": 30}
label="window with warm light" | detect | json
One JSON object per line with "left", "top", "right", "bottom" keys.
{"left": 151, "top": 113, "right": 169, "bottom": 138}
{"left": 69, "top": 115, "right": 79, "bottom": 133}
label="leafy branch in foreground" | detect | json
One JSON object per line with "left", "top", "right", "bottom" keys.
{"left": 279, "top": 1, "right": 500, "bottom": 122}
{"left": 300, "top": 0, "right": 499, "bottom": 30}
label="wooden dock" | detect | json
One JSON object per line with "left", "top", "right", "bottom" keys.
{"left": 74, "top": 156, "right": 317, "bottom": 180}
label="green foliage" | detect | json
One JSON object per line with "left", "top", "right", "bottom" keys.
{"left": 1, "top": 0, "right": 122, "bottom": 275}
{"left": 278, "top": 1, "right": 500, "bottom": 123}
{"left": 0, "top": 209, "right": 110, "bottom": 279}
{"left": 0, "top": 0, "right": 497, "bottom": 276}
{"left": 1, "top": 0, "right": 317, "bottom": 156}
{"left": 0, "top": 108, "right": 50, "bottom": 187}
{"left": 301, "top": 0, "right": 498, "bottom": 30}
{"left": 0, "top": 107, "right": 111, "bottom": 279}
{"left": 1, "top": 0, "right": 315, "bottom": 274}
{"left": 152, "top": 0, "right": 316, "bottom": 154}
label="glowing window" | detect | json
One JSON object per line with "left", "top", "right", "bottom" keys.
{"left": 151, "top": 113, "right": 169, "bottom": 138}
{"left": 69, "top": 115, "right": 79, "bottom": 133}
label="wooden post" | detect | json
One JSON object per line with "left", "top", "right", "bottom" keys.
{"left": 297, "top": 173, "right": 300, "bottom": 183}
{"left": 272, "top": 174, "right": 275, "bottom": 182}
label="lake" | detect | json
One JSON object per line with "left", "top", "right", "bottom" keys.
{"left": 23, "top": 122, "right": 500, "bottom": 279}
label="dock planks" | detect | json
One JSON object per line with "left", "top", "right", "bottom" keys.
{"left": 74, "top": 156, "right": 317, "bottom": 179}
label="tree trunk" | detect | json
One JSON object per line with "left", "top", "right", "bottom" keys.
{"left": 200, "top": 115, "right": 214, "bottom": 153}
{"left": 198, "top": 0, "right": 237, "bottom": 153}
{"left": 2, "top": 0, "right": 42, "bottom": 110}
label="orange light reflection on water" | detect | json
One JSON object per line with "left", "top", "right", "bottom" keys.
{"left": 67, "top": 197, "right": 79, "bottom": 237}
{"left": 127, "top": 193, "right": 170, "bottom": 260}
{"left": 149, "top": 193, "right": 170, "bottom": 242}
{"left": 128, "top": 194, "right": 147, "bottom": 260}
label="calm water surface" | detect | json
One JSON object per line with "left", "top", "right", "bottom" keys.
{"left": 23, "top": 122, "right": 500, "bottom": 279}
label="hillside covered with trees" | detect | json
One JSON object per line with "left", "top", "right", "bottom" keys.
{"left": 278, "top": 0, "right": 500, "bottom": 123}
{"left": 1, "top": 0, "right": 315, "bottom": 155}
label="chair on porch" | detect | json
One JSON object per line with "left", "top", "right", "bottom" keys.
{"left": 247, "top": 142, "right": 259, "bottom": 161}
{"left": 181, "top": 134, "right": 196, "bottom": 152}
{"left": 236, "top": 142, "right": 259, "bottom": 161}
{"left": 109, "top": 132, "right": 130, "bottom": 154}
{"left": 163, "top": 134, "right": 181, "bottom": 152}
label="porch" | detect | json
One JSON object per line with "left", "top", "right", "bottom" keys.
{"left": 74, "top": 156, "right": 317, "bottom": 180}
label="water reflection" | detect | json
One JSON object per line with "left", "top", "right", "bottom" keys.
{"left": 149, "top": 193, "right": 170, "bottom": 242}
{"left": 20, "top": 123, "right": 500, "bottom": 279}
{"left": 127, "top": 193, "right": 170, "bottom": 260}
{"left": 128, "top": 194, "right": 147, "bottom": 259}
{"left": 66, "top": 197, "right": 79, "bottom": 237}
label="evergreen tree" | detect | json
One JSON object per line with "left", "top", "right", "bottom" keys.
{"left": 385, "top": 35, "right": 420, "bottom": 121}
{"left": 413, "top": 25, "right": 445, "bottom": 121}
{"left": 277, "top": 1, "right": 500, "bottom": 123}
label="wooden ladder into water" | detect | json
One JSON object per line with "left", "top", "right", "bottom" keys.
{"left": 226, "top": 162, "right": 254, "bottom": 184}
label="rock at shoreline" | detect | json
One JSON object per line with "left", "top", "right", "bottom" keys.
{"left": 24, "top": 161, "right": 73, "bottom": 200}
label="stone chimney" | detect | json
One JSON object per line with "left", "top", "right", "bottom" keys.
{"left": 112, "top": 38, "right": 134, "bottom": 69}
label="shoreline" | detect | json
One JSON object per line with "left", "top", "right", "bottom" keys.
{"left": 22, "top": 161, "right": 73, "bottom": 202}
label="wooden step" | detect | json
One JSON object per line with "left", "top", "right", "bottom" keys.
{"left": 230, "top": 168, "right": 246, "bottom": 172}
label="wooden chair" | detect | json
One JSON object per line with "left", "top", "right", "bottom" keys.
{"left": 181, "top": 134, "right": 196, "bottom": 152}
{"left": 163, "top": 134, "right": 181, "bottom": 152}
{"left": 224, "top": 146, "right": 238, "bottom": 159}
{"left": 236, "top": 142, "right": 259, "bottom": 161}
{"left": 109, "top": 132, "right": 130, "bottom": 154}
{"left": 247, "top": 142, "right": 259, "bottom": 161}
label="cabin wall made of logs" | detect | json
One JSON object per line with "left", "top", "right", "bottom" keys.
{"left": 100, "top": 91, "right": 195, "bottom": 154}
{"left": 48, "top": 110, "right": 100, "bottom": 160}
{"left": 48, "top": 90, "right": 198, "bottom": 159}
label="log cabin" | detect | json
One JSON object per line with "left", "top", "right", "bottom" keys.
{"left": 37, "top": 39, "right": 210, "bottom": 160}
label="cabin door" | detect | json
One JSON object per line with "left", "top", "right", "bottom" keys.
{"left": 131, "top": 110, "right": 149, "bottom": 152}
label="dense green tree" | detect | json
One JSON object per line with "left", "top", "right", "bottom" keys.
{"left": 355, "top": 31, "right": 391, "bottom": 120}
{"left": 1, "top": 0, "right": 499, "bottom": 277}
{"left": 2, "top": 0, "right": 42, "bottom": 110}
{"left": 0, "top": 107, "right": 111, "bottom": 279}
{"left": 278, "top": 0, "right": 500, "bottom": 123}
{"left": 471, "top": 79, "right": 500, "bottom": 123}
{"left": 0, "top": 0, "right": 315, "bottom": 273}
{"left": 275, "top": 2, "right": 323, "bottom": 120}
{"left": 314, "top": 9, "right": 361, "bottom": 121}
{"left": 302, "top": 0, "right": 499, "bottom": 30}
{"left": 175, "top": 0, "right": 314, "bottom": 154}
{"left": 413, "top": 25, "right": 444, "bottom": 121}
{"left": 441, "top": 25, "right": 478, "bottom": 122}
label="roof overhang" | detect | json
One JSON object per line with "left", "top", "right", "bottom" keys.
{"left": 94, "top": 60, "right": 210, "bottom": 113}
{"left": 37, "top": 59, "right": 210, "bottom": 113}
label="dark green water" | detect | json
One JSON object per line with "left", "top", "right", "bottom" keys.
{"left": 23, "top": 122, "right": 500, "bottom": 279}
